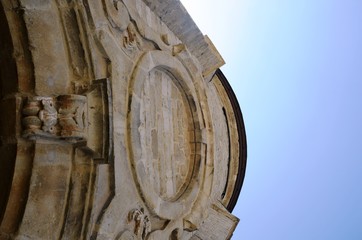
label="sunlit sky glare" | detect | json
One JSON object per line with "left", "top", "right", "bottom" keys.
{"left": 181, "top": 1, "right": 362, "bottom": 239}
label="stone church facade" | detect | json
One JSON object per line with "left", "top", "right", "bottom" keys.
{"left": 0, "top": 0, "right": 247, "bottom": 239}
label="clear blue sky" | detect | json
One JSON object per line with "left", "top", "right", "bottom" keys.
{"left": 181, "top": 1, "right": 362, "bottom": 239}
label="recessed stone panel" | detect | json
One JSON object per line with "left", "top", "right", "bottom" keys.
{"left": 138, "top": 68, "right": 194, "bottom": 201}
{"left": 127, "top": 51, "right": 203, "bottom": 220}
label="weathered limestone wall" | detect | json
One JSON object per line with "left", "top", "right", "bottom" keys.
{"left": 0, "top": 0, "right": 246, "bottom": 239}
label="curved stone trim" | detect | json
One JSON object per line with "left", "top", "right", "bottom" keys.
{"left": 127, "top": 50, "right": 205, "bottom": 220}
{"left": 0, "top": 0, "right": 246, "bottom": 239}
{"left": 215, "top": 69, "right": 247, "bottom": 212}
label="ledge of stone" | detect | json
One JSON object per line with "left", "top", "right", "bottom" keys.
{"left": 141, "top": 0, "right": 225, "bottom": 76}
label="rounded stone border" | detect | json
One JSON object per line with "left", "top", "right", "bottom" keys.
{"left": 215, "top": 69, "right": 247, "bottom": 212}
{"left": 127, "top": 51, "right": 204, "bottom": 220}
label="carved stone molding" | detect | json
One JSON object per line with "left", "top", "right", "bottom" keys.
{"left": 21, "top": 78, "right": 113, "bottom": 162}
{"left": 127, "top": 50, "right": 206, "bottom": 222}
{"left": 86, "top": 78, "right": 113, "bottom": 162}
{"left": 128, "top": 208, "right": 151, "bottom": 239}
{"left": 22, "top": 95, "right": 87, "bottom": 140}
{"left": 116, "top": 208, "right": 151, "bottom": 240}
{"left": 0, "top": 0, "right": 246, "bottom": 239}
{"left": 104, "top": 0, "right": 130, "bottom": 31}
{"left": 123, "top": 23, "right": 142, "bottom": 54}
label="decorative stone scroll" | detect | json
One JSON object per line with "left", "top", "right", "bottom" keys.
{"left": 104, "top": 0, "right": 130, "bottom": 31}
{"left": 128, "top": 208, "right": 151, "bottom": 239}
{"left": 117, "top": 208, "right": 151, "bottom": 240}
{"left": 103, "top": 0, "right": 142, "bottom": 57}
{"left": 22, "top": 95, "right": 87, "bottom": 140}
{"left": 123, "top": 24, "right": 142, "bottom": 53}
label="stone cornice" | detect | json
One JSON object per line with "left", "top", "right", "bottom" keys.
{"left": 141, "top": 0, "right": 225, "bottom": 76}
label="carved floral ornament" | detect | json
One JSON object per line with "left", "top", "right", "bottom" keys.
{"left": 118, "top": 208, "right": 151, "bottom": 240}
{"left": 105, "top": 0, "right": 130, "bottom": 31}
{"left": 22, "top": 95, "right": 87, "bottom": 140}
{"left": 103, "top": 0, "right": 143, "bottom": 56}
{"left": 21, "top": 79, "right": 112, "bottom": 157}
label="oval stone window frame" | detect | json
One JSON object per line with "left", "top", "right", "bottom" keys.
{"left": 127, "top": 51, "right": 204, "bottom": 220}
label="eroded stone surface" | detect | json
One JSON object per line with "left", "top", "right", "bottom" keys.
{"left": 0, "top": 0, "right": 246, "bottom": 239}
{"left": 139, "top": 68, "right": 193, "bottom": 201}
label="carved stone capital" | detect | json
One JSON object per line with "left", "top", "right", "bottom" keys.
{"left": 22, "top": 95, "right": 87, "bottom": 141}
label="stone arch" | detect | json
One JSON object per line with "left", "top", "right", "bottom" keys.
{"left": 0, "top": 3, "right": 35, "bottom": 236}
{"left": 0, "top": 2, "right": 18, "bottom": 97}
{"left": 0, "top": 2, "right": 17, "bottom": 225}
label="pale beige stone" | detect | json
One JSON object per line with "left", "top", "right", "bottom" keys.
{"left": 0, "top": 1, "right": 246, "bottom": 239}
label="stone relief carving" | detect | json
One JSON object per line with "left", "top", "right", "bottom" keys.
{"left": 105, "top": 0, "right": 130, "bottom": 31}
{"left": 78, "top": 0, "right": 218, "bottom": 236}
{"left": 38, "top": 98, "right": 58, "bottom": 134}
{"left": 172, "top": 43, "right": 186, "bottom": 56}
{"left": 128, "top": 208, "right": 151, "bottom": 239}
{"left": 0, "top": 0, "right": 244, "bottom": 238}
{"left": 22, "top": 95, "right": 87, "bottom": 140}
{"left": 102, "top": 0, "right": 144, "bottom": 57}
{"left": 123, "top": 24, "right": 142, "bottom": 52}
{"left": 58, "top": 95, "right": 87, "bottom": 138}
{"left": 118, "top": 208, "right": 151, "bottom": 240}
{"left": 147, "top": 219, "right": 183, "bottom": 240}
